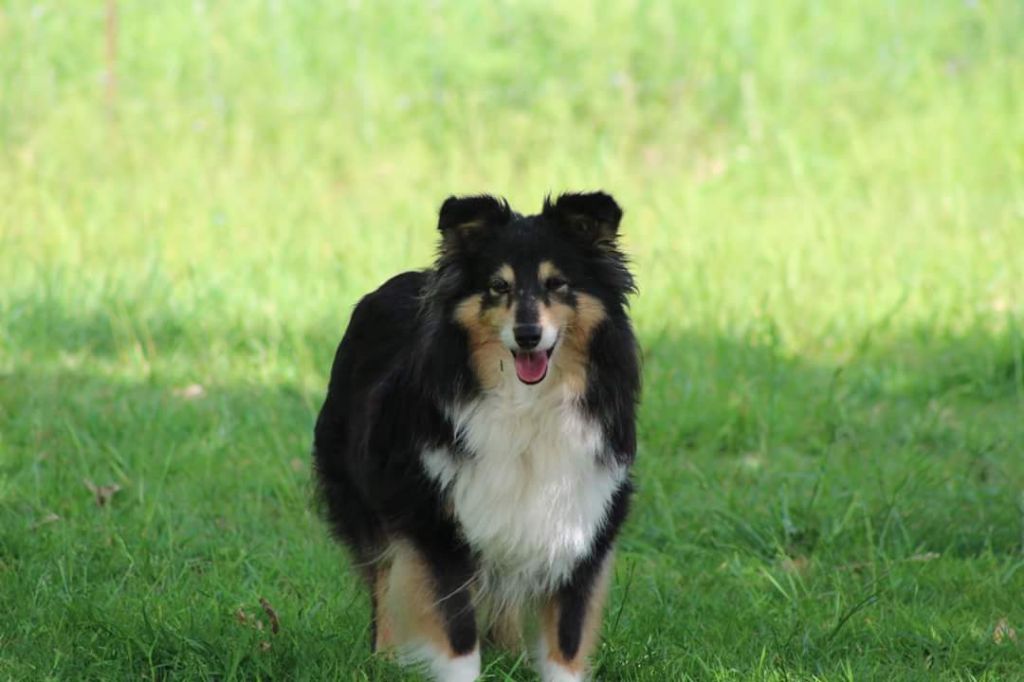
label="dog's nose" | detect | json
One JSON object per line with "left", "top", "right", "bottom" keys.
{"left": 513, "top": 324, "right": 542, "bottom": 350}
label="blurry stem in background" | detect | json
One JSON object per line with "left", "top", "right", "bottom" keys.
{"left": 1019, "top": 491, "right": 1024, "bottom": 556}
{"left": 105, "top": 0, "right": 118, "bottom": 121}
{"left": 1014, "top": 315, "right": 1024, "bottom": 406}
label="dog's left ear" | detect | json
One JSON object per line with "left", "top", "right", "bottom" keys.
{"left": 437, "top": 195, "right": 511, "bottom": 253}
{"left": 543, "top": 191, "right": 623, "bottom": 249}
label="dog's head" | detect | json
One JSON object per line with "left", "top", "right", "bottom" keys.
{"left": 429, "top": 192, "right": 635, "bottom": 391}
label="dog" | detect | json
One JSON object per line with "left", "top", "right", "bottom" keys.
{"left": 312, "top": 191, "right": 640, "bottom": 681}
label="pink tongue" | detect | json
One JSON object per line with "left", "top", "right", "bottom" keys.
{"left": 513, "top": 351, "right": 549, "bottom": 384}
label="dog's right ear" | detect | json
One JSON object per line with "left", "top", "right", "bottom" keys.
{"left": 437, "top": 195, "right": 510, "bottom": 252}
{"left": 543, "top": 191, "right": 623, "bottom": 250}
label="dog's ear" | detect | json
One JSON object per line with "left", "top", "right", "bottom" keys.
{"left": 437, "top": 195, "right": 510, "bottom": 252}
{"left": 543, "top": 191, "right": 623, "bottom": 249}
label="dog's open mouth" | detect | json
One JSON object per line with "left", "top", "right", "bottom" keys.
{"left": 512, "top": 348, "right": 554, "bottom": 385}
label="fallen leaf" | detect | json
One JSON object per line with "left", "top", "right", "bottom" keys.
{"left": 235, "top": 609, "right": 248, "bottom": 624}
{"left": 909, "top": 552, "right": 940, "bottom": 562}
{"left": 259, "top": 640, "right": 272, "bottom": 652}
{"left": 739, "top": 452, "right": 764, "bottom": 471}
{"left": 83, "top": 479, "right": 121, "bottom": 507}
{"left": 994, "top": 618, "right": 1017, "bottom": 645}
{"left": 32, "top": 513, "right": 61, "bottom": 529}
{"left": 173, "top": 383, "right": 205, "bottom": 400}
{"left": 260, "top": 596, "right": 280, "bottom": 635}
{"left": 780, "top": 555, "right": 810, "bottom": 575}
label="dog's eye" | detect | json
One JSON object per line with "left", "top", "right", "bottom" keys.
{"left": 488, "top": 279, "right": 510, "bottom": 296}
{"left": 545, "top": 276, "right": 569, "bottom": 293}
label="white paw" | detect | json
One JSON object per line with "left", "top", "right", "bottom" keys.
{"left": 540, "top": 659, "right": 584, "bottom": 682}
{"left": 432, "top": 649, "right": 481, "bottom": 682}
{"left": 401, "top": 642, "right": 481, "bottom": 682}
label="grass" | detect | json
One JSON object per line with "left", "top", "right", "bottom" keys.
{"left": 1, "top": 0, "right": 1023, "bottom": 679}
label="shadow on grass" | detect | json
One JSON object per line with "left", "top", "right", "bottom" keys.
{"left": 2, "top": 298, "right": 1023, "bottom": 679}
{"left": 0, "top": 364, "right": 415, "bottom": 679}
{"left": 636, "top": 324, "right": 1023, "bottom": 562}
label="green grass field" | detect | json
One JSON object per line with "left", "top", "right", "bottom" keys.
{"left": 2, "top": 1, "right": 1023, "bottom": 679}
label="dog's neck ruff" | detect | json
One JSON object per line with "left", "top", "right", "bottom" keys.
{"left": 422, "top": 367, "right": 624, "bottom": 606}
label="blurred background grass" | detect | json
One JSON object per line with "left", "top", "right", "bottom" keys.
{"left": 1, "top": 1, "right": 1024, "bottom": 680}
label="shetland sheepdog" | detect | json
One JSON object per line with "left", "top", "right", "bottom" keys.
{"left": 313, "top": 192, "right": 640, "bottom": 681}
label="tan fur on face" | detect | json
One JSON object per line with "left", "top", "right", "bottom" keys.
{"left": 539, "top": 553, "right": 614, "bottom": 674}
{"left": 547, "top": 292, "right": 606, "bottom": 397}
{"left": 454, "top": 294, "right": 511, "bottom": 390}
{"left": 496, "top": 264, "right": 515, "bottom": 285}
{"left": 538, "top": 261, "right": 561, "bottom": 282}
{"left": 453, "top": 265, "right": 519, "bottom": 390}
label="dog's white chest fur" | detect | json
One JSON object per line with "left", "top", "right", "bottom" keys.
{"left": 422, "top": 378, "right": 624, "bottom": 602}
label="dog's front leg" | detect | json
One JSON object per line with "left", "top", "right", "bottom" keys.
{"left": 536, "top": 551, "right": 614, "bottom": 682}
{"left": 378, "top": 536, "right": 479, "bottom": 682}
